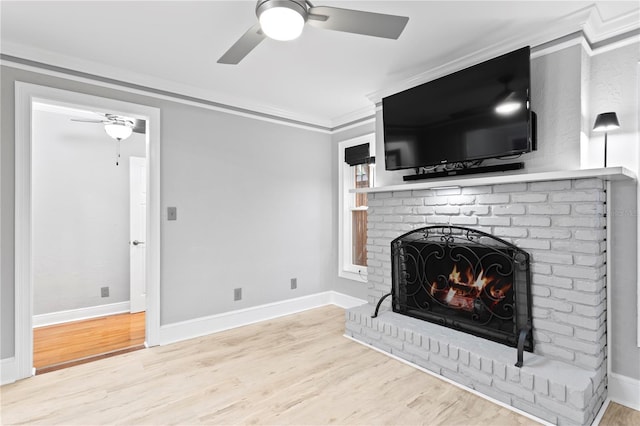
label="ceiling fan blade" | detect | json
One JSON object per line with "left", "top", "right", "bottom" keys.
{"left": 307, "top": 6, "right": 409, "bottom": 39}
{"left": 217, "top": 23, "right": 266, "bottom": 65}
{"left": 70, "top": 118, "right": 106, "bottom": 123}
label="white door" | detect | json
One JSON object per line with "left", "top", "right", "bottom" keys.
{"left": 129, "top": 157, "right": 147, "bottom": 313}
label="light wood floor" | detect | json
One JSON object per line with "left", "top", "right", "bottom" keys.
{"left": 601, "top": 402, "right": 640, "bottom": 426}
{"left": 33, "top": 312, "right": 145, "bottom": 373}
{"left": 2, "top": 306, "right": 638, "bottom": 425}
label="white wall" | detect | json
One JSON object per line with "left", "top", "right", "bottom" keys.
{"left": 525, "top": 44, "right": 583, "bottom": 172}
{"left": 588, "top": 41, "right": 640, "bottom": 380}
{"left": 375, "top": 45, "right": 585, "bottom": 187}
{"left": 32, "top": 107, "right": 145, "bottom": 315}
{"left": 588, "top": 42, "right": 639, "bottom": 172}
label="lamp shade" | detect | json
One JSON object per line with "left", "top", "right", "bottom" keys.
{"left": 257, "top": 0, "right": 306, "bottom": 41}
{"left": 104, "top": 122, "right": 133, "bottom": 140}
{"left": 593, "top": 112, "right": 620, "bottom": 132}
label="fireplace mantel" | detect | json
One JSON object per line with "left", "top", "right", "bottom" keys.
{"left": 352, "top": 167, "right": 636, "bottom": 193}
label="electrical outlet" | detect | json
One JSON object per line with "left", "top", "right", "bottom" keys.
{"left": 234, "top": 288, "right": 242, "bottom": 301}
{"left": 290, "top": 278, "right": 297, "bottom": 290}
{"left": 101, "top": 286, "right": 109, "bottom": 298}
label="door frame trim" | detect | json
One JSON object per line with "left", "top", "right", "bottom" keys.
{"left": 14, "top": 82, "right": 161, "bottom": 380}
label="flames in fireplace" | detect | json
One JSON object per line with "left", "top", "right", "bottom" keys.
{"left": 431, "top": 265, "right": 513, "bottom": 313}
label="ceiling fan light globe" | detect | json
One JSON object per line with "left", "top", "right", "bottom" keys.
{"left": 104, "top": 123, "right": 133, "bottom": 141}
{"left": 495, "top": 101, "right": 521, "bottom": 115}
{"left": 259, "top": 6, "right": 305, "bottom": 41}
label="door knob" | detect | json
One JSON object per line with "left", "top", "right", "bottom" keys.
{"left": 132, "top": 240, "right": 145, "bottom": 246}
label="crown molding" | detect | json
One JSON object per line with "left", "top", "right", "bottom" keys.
{"left": 364, "top": 4, "right": 640, "bottom": 105}
{"left": 531, "top": 31, "right": 592, "bottom": 59}
{"left": 332, "top": 115, "right": 376, "bottom": 134}
{"left": 583, "top": 5, "right": 640, "bottom": 43}
{"left": 0, "top": 41, "right": 333, "bottom": 130}
{"left": 330, "top": 104, "right": 376, "bottom": 130}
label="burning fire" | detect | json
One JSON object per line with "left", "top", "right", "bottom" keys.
{"left": 445, "top": 288, "right": 456, "bottom": 304}
{"left": 433, "top": 264, "right": 512, "bottom": 312}
{"left": 449, "top": 264, "right": 487, "bottom": 290}
{"left": 448, "top": 265, "right": 462, "bottom": 284}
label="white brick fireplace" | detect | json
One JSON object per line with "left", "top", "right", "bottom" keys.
{"left": 345, "top": 168, "right": 635, "bottom": 425}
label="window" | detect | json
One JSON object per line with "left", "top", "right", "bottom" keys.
{"left": 338, "top": 134, "right": 375, "bottom": 281}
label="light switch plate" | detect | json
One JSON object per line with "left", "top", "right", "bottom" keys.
{"left": 168, "top": 207, "right": 177, "bottom": 221}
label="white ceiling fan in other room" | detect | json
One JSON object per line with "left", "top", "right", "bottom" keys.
{"left": 218, "top": 0, "right": 410, "bottom": 64}
{"left": 71, "top": 113, "right": 146, "bottom": 165}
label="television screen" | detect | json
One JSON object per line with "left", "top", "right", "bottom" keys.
{"left": 383, "top": 47, "right": 533, "bottom": 171}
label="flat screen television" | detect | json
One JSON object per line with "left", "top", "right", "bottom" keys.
{"left": 382, "top": 46, "right": 535, "bottom": 173}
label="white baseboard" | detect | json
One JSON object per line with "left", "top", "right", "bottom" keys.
{"left": 1, "top": 357, "right": 17, "bottom": 385}
{"left": 33, "top": 301, "right": 131, "bottom": 328}
{"left": 159, "top": 291, "right": 367, "bottom": 346}
{"left": 609, "top": 372, "right": 640, "bottom": 411}
{"left": 327, "top": 291, "right": 368, "bottom": 309}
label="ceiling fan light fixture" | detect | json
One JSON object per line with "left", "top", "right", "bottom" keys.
{"left": 495, "top": 91, "right": 522, "bottom": 115}
{"left": 257, "top": 0, "right": 307, "bottom": 41}
{"left": 104, "top": 122, "right": 133, "bottom": 141}
{"left": 495, "top": 101, "right": 521, "bottom": 115}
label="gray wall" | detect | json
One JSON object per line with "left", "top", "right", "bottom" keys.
{"left": 32, "top": 108, "right": 146, "bottom": 315}
{"left": 1, "top": 65, "right": 334, "bottom": 358}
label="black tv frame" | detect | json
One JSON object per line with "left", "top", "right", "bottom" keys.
{"left": 383, "top": 46, "right": 536, "bottom": 177}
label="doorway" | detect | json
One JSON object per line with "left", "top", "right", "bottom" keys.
{"left": 14, "top": 82, "right": 161, "bottom": 380}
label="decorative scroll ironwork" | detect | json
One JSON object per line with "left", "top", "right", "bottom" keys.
{"left": 391, "top": 226, "right": 533, "bottom": 355}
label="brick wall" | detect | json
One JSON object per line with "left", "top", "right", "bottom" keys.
{"left": 366, "top": 178, "right": 607, "bottom": 371}
{"left": 351, "top": 177, "right": 609, "bottom": 424}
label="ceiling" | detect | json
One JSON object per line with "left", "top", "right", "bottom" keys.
{"left": 2, "top": 1, "right": 639, "bottom": 128}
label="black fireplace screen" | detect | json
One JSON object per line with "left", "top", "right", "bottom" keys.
{"left": 391, "top": 226, "right": 533, "bottom": 352}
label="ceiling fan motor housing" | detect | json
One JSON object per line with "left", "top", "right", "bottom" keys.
{"left": 256, "top": 0, "right": 308, "bottom": 22}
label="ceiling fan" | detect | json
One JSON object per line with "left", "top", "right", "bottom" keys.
{"left": 71, "top": 113, "right": 146, "bottom": 165}
{"left": 71, "top": 113, "right": 146, "bottom": 140}
{"left": 218, "top": 0, "right": 409, "bottom": 65}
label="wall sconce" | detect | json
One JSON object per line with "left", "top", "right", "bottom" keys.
{"left": 593, "top": 112, "right": 620, "bottom": 167}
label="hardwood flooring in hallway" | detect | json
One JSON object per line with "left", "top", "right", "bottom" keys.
{"left": 33, "top": 312, "right": 145, "bottom": 374}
